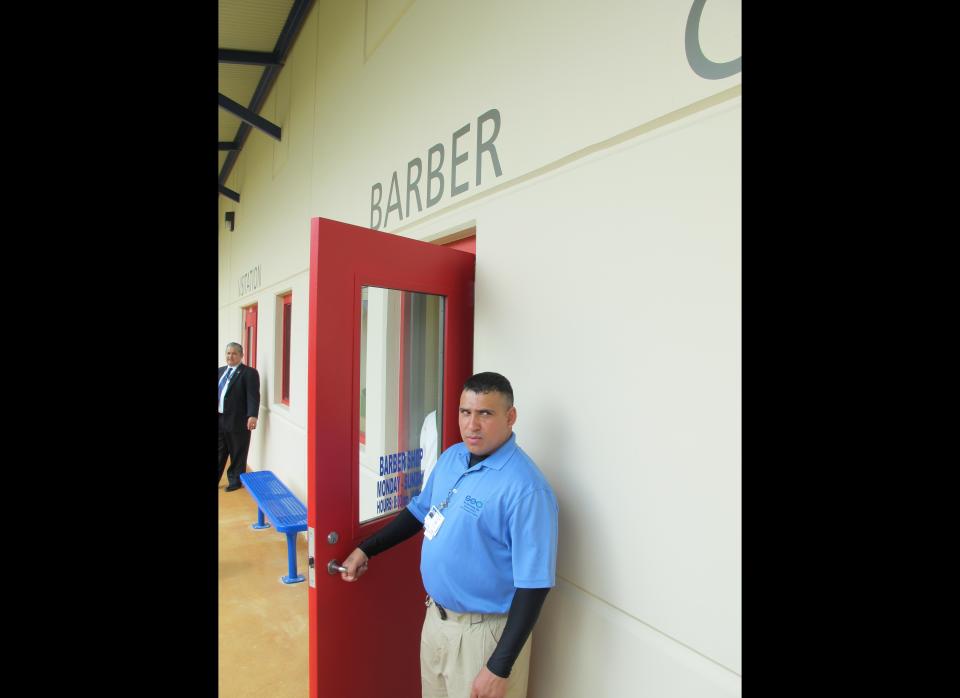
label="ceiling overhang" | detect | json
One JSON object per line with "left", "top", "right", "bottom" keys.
{"left": 218, "top": 0, "right": 315, "bottom": 203}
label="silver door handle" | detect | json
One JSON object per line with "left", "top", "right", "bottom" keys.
{"left": 327, "top": 559, "right": 348, "bottom": 575}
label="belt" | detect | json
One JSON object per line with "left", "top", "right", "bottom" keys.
{"left": 425, "top": 595, "right": 448, "bottom": 620}
{"left": 425, "top": 595, "right": 504, "bottom": 624}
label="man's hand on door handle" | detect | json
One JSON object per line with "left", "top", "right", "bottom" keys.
{"left": 340, "top": 547, "right": 370, "bottom": 582}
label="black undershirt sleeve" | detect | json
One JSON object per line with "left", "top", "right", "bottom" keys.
{"left": 357, "top": 507, "right": 423, "bottom": 558}
{"left": 361, "top": 453, "right": 488, "bottom": 558}
{"left": 486, "top": 587, "right": 550, "bottom": 678}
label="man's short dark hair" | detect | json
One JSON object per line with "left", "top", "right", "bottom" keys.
{"left": 463, "top": 372, "right": 514, "bottom": 407}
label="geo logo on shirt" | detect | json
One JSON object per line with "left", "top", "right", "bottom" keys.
{"left": 462, "top": 495, "right": 484, "bottom": 518}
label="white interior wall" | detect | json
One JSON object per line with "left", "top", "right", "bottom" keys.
{"left": 389, "top": 97, "right": 742, "bottom": 693}
{"left": 483, "top": 102, "right": 741, "bottom": 680}
{"left": 219, "top": 0, "right": 741, "bottom": 694}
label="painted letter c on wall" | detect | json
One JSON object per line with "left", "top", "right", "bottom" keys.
{"left": 685, "top": 0, "right": 741, "bottom": 80}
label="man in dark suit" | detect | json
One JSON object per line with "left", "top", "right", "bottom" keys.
{"left": 218, "top": 342, "right": 260, "bottom": 491}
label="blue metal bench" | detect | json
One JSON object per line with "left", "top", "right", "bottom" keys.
{"left": 238, "top": 470, "right": 308, "bottom": 584}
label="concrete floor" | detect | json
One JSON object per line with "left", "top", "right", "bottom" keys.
{"left": 219, "top": 473, "right": 310, "bottom": 697}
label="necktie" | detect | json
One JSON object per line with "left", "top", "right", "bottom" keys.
{"left": 218, "top": 368, "right": 234, "bottom": 407}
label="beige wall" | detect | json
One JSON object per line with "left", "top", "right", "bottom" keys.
{"left": 219, "top": 0, "right": 741, "bottom": 694}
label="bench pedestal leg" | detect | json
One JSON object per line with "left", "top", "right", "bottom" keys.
{"left": 252, "top": 508, "right": 271, "bottom": 530}
{"left": 281, "top": 532, "right": 305, "bottom": 584}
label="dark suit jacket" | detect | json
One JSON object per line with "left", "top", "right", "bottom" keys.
{"left": 218, "top": 363, "right": 261, "bottom": 432}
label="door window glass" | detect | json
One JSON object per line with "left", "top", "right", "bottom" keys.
{"left": 358, "top": 286, "right": 444, "bottom": 524}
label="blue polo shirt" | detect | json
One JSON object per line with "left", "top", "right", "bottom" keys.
{"left": 407, "top": 433, "right": 558, "bottom": 614}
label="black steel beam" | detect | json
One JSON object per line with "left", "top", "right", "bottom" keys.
{"left": 219, "top": 49, "right": 281, "bottom": 66}
{"left": 219, "top": 185, "right": 241, "bottom": 202}
{"left": 218, "top": 93, "right": 281, "bottom": 141}
{"left": 219, "top": 125, "right": 250, "bottom": 187}
{"left": 219, "top": 141, "right": 240, "bottom": 151}
{"left": 274, "top": 0, "right": 315, "bottom": 58}
{"left": 219, "top": 0, "right": 316, "bottom": 186}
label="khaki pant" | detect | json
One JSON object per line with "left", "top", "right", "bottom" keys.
{"left": 420, "top": 601, "right": 532, "bottom": 698}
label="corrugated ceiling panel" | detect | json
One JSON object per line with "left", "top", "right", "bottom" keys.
{"left": 219, "top": 0, "right": 297, "bottom": 191}
{"left": 219, "top": 0, "right": 295, "bottom": 51}
{"left": 220, "top": 111, "right": 244, "bottom": 142}
{"left": 219, "top": 64, "right": 263, "bottom": 108}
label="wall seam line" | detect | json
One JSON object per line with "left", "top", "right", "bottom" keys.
{"left": 556, "top": 573, "right": 742, "bottom": 678}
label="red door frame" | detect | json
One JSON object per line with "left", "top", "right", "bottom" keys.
{"left": 307, "top": 218, "right": 475, "bottom": 698}
{"left": 243, "top": 304, "right": 258, "bottom": 368}
{"left": 281, "top": 293, "right": 292, "bottom": 405}
{"left": 397, "top": 295, "right": 408, "bottom": 454}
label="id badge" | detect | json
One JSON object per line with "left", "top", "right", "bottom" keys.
{"left": 423, "top": 506, "right": 445, "bottom": 540}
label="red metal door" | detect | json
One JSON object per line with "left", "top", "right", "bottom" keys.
{"left": 307, "top": 217, "right": 475, "bottom": 698}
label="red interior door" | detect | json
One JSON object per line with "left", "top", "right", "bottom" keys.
{"left": 307, "top": 217, "right": 475, "bottom": 698}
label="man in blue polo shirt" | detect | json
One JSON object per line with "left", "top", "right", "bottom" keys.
{"left": 341, "top": 372, "right": 559, "bottom": 698}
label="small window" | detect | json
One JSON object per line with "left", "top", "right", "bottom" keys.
{"left": 280, "top": 293, "right": 292, "bottom": 405}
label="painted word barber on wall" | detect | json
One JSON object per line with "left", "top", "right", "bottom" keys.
{"left": 370, "top": 108, "right": 503, "bottom": 230}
